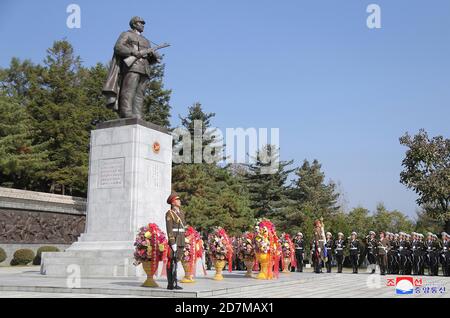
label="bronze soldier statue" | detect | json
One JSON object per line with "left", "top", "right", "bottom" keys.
{"left": 103, "top": 16, "right": 168, "bottom": 119}
{"left": 165, "top": 192, "right": 185, "bottom": 290}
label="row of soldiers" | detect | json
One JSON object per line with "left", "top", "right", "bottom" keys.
{"left": 292, "top": 231, "right": 450, "bottom": 276}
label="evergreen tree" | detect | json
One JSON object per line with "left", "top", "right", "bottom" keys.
{"left": 0, "top": 96, "right": 51, "bottom": 189}
{"left": 26, "top": 40, "right": 92, "bottom": 195}
{"left": 142, "top": 62, "right": 172, "bottom": 128}
{"left": 243, "top": 145, "right": 295, "bottom": 224}
{"left": 175, "top": 102, "right": 221, "bottom": 164}
{"left": 289, "top": 159, "right": 340, "bottom": 218}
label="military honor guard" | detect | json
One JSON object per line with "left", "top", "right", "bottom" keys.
{"left": 441, "top": 232, "right": 450, "bottom": 277}
{"left": 411, "top": 232, "right": 423, "bottom": 275}
{"left": 376, "top": 231, "right": 389, "bottom": 275}
{"left": 165, "top": 193, "right": 186, "bottom": 290}
{"left": 325, "top": 232, "right": 333, "bottom": 273}
{"left": 311, "top": 220, "right": 326, "bottom": 274}
{"left": 293, "top": 232, "right": 305, "bottom": 272}
{"left": 335, "top": 232, "right": 346, "bottom": 273}
{"left": 366, "top": 231, "right": 377, "bottom": 274}
{"left": 425, "top": 232, "right": 439, "bottom": 276}
{"left": 349, "top": 232, "right": 360, "bottom": 274}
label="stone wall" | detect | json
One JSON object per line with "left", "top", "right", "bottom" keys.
{"left": 0, "top": 187, "right": 86, "bottom": 249}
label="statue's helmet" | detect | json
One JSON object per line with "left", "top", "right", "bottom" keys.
{"left": 130, "top": 16, "right": 146, "bottom": 28}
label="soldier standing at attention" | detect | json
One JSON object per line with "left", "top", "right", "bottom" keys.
{"left": 432, "top": 234, "right": 442, "bottom": 276}
{"left": 325, "top": 232, "right": 333, "bottom": 273}
{"left": 399, "top": 232, "right": 408, "bottom": 275}
{"left": 385, "top": 232, "right": 392, "bottom": 274}
{"left": 165, "top": 193, "right": 186, "bottom": 290}
{"left": 293, "top": 232, "right": 305, "bottom": 272}
{"left": 417, "top": 233, "right": 426, "bottom": 275}
{"left": 377, "top": 231, "right": 389, "bottom": 275}
{"left": 366, "top": 231, "right": 377, "bottom": 274}
{"left": 335, "top": 232, "right": 346, "bottom": 273}
{"left": 441, "top": 232, "right": 450, "bottom": 277}
{"left": 411, "top": 232, "right": 421, "bottom": 275}
{"left": 425, "top": 232, "right": 438, "bottom": 276}
{"left": 349, "top": 232, "right": 360, "bottom": 274}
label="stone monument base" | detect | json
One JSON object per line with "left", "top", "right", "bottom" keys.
{"left": 41, "top": 118, "right": 173, "bottom": 278}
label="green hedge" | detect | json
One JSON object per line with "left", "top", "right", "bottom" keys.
{"left": 10, "top": 249, "right": 35, "bottom": 266}
{"left": 0, "top": 247, "right": 6, "bottom": 264}
{"left": 33, "top": 246, "right": 60, "bottom": 265}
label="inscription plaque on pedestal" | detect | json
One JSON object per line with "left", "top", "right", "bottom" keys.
{"left": 98, "top": 158, "right": 125, "bottom": 188}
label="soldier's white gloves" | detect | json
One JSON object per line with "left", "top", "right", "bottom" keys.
{"left": 171, "top": 244, "right": 177, "bottom": 251}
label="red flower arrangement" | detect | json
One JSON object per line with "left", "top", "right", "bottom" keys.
{"left": 280, "top": 233, "right": 297, "bottom": 269}
{"left": 238, "top": 232, "right": 256, "bottom": 261}
{"left": 207, "top": 226, "right": 234, "bottom": 272}
{"left": 254, "top": 218, "right": 280, "bottom": 278}
{"left": 133, "top": 223, "right": 169, "bottom": 275}
{"left": 182, "top": 226, "right": 205, "bottom": 275}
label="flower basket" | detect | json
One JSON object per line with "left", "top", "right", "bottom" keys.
{"left": 181, "top": 226, "right": 205, "bottom": 283}
{"left": 254, "top": 218, "right": 280, "bottom": 280}
{"left": 238, "top": 232, "right": 256, "bottom": 277}
{"left": 133, "top": 223, "right": 169, "bottom": 288}
{"left": 208, "top": 227, "right": 233, "bottom": 281}
{"left": 280, "top": 233, "right": 296, "bottom": 273}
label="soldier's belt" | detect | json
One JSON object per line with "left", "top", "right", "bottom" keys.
{"left": 173, "top": 229, "right": 185, "bottom": 232}
{"left": 336, "top": 248, "right": 343, "bottom": 250}
{"left": 295, "top": 248, "right": 303, "bottom": 250}
{"left": 350, "top": 247, "right": 358, "bottom": 250}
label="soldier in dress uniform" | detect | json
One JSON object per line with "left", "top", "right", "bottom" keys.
{"left": 441, "top": 232, "right": 450, "bottom": 277}
{"left": 349, "top": 232, "right": 360, "bottom": 274}
{"left": 418, "top": 233, "right": 426, "bottom": 275}
{"left": 386, "top": 232, "right": 393, "bottom": 274}
{"left": 165, "top": 192, "right": 186, "bottom": 290}
{"left": 425, "top": 232, "right": 439, "bottom": 276}
{"left": 399, "top": 232, "right": 409, "bottom": 275}
{"left": 325, "top": 232, "right": 333, "bottom": 273}
{"left": 334, "top": 232, "right": 346, "bottom": 273}
{"left": 377, "top": 231, "right": 389, "bottom": 275}
{"left": 391, "top": 233, "right": 400, "bottom": 274}
{"left": 411, "top": 232, "right": 421, "bottom": 275}
{"left": 366, "top": 231, "right": 377, "bottom": 274}
{"left": 293, "top": 232, "right": 305, "bottom": 272}
{"left": 433, "top": 234, "right": 442, "bottom": 275}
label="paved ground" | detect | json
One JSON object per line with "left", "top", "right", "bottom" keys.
{"left": 0, "top": 266, "right": 448, "bottom": 298}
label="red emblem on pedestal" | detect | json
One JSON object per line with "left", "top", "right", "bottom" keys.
{"left": 152, "top": 142, "right": 161, "bottom": 154}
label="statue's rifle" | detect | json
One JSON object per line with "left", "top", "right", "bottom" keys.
{"left": 124, "top": 42, "right": 171, "bottom": 67}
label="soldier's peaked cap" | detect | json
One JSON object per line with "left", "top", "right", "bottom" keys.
{"left": 167, "top": 192, "right": 180, "bottom": 205}
{"left": 297, "top": 232, "right": 303, "bottom": 236}
{"left": 369, "top": 231, "right": 375, "bottom": 235}
{"left": 351, "top": 231, "right": 357, "bottom": 236}
{"left": 338, "top": 232, "right": 344, "bottom": 236}
{"left": 441, "top": 232, "right": 449, "bottom": 237}
{"left": 326, "top": 232, "right": 332, "bottom": 236}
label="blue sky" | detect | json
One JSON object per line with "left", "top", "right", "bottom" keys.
{"left": 1, "top": 0, "right": 449, "bottom": 218}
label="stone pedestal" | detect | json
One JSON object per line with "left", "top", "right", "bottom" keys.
{"left": 41, "top": 119, "right": 172, "bottom": 278}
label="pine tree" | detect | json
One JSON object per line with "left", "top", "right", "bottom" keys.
{"left": 243, "top": 145, "right": 295, "bottom": 225}
{"left": 142, "top": 62, "right": 172, "bottom": 128}
{"left": 26, "top": 40, "right": 92, "bottom": 195}
{"left": 289, "top": 159, "right": 340, "bottom": 218}
{"left": 175, "top": 102, "right": 222, "bottom": 164}
{"left": 0, "top": 96, "right": 51, "bottom": 189}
